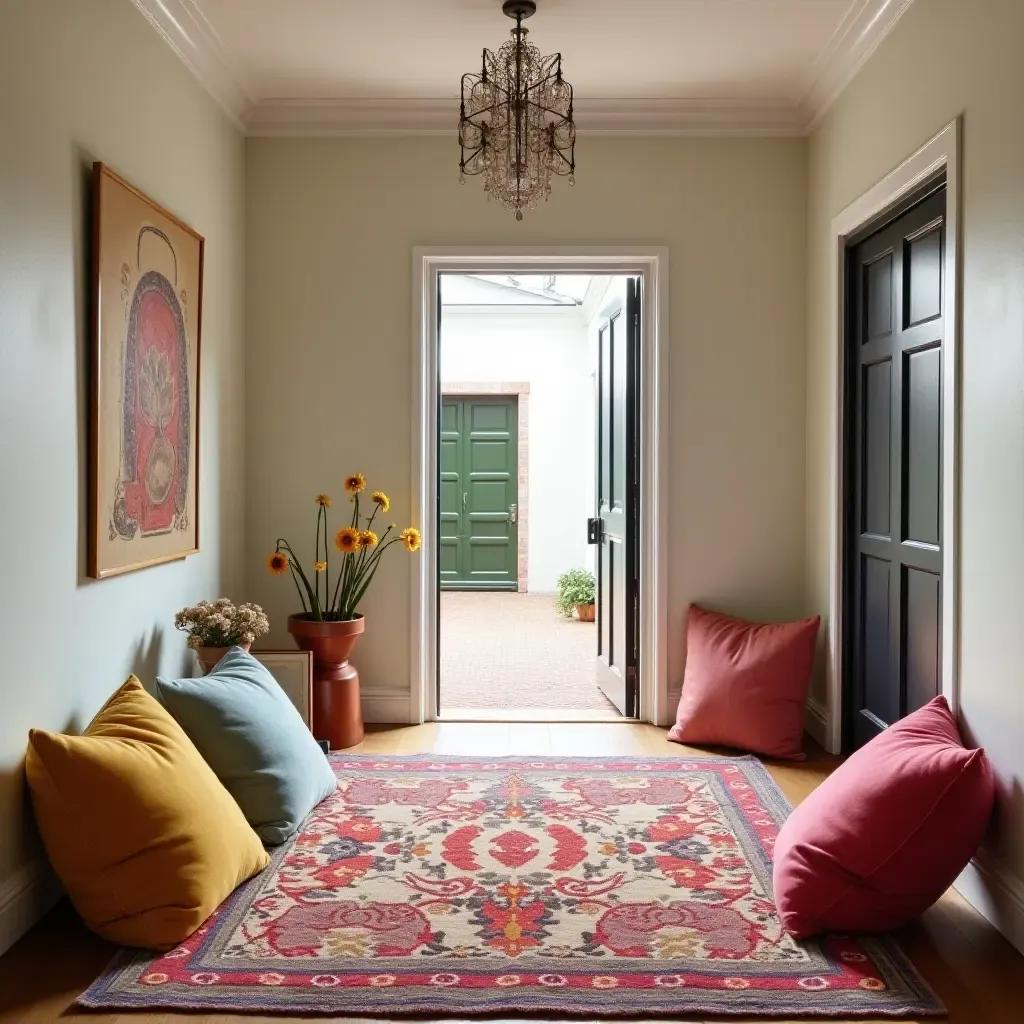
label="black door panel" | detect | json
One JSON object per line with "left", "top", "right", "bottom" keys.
{"left": 595, "top": 279, "right": 640, "bottom": 717}
{"left": 845, "top": 188, "right": 945, "bottom": 749}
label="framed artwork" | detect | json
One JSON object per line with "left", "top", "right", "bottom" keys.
{"left": 250, "top": 650, "right": 315, "bottom": 732}
{"left": 89, "top": 163, "right": 204, "bottom": 578}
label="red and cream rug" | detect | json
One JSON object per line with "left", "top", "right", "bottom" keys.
{"left": 81, "top": 754, "right": 943, "bottom": 1017}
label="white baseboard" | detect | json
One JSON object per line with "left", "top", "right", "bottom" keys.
{"left": 804, "top": 696, "right": 830, "bottom": 750}
{"left": 361, "top": 688, "right": 412, "bottom": 724}
{"left": 664, "top": 689, "right": 681, "bottom": 728}
{"left": 0, "top": 858, "right": 62, "bottom": 957}
{"left": 954, "top": 851, "right": 1024, "bottom": 957}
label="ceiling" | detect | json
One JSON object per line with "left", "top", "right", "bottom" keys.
{"left": 131, "top": 0, "right": 914, "bottom": 136}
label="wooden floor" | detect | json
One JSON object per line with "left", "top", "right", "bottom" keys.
{"left": 1, "top": 722, "right": 1022, "bottom": 1023}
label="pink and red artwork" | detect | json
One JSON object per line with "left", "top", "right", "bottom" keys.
{"left": 90, "top": 165, "right": 203, "bottom": 578}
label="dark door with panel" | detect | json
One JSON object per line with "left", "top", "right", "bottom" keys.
{"left": 591, "top": 278, "right": 641, "bottom": 717}
{"left": 845, "top": 186, "right": 945, "bottom": 749}
{"left": 440, "top": 396, "right": 518, "bottom": 590}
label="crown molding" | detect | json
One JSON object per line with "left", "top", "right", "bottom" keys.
{"left": 798, "top": 0, "right": 916, "bottom": 131}
{"left": 134, "top": 0, "right": 916, "bottom": 138}
{"left": 245, "top": 96, "right": 806, "bottom": 138}
{"left": 129, "top": 0, "right": 252, "bottom": 129}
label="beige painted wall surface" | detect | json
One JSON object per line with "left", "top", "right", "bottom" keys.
{"left": 246, "top": 135, "right": 807, "bottom": 715}
{"left": 0, "top": 0, "right": 245, "bottom": 947}
{"left": 805, "top": 0, "right": 1024, "bottom": 927}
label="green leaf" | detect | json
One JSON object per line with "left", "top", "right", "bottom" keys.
{"left": 555, "top": 567, "right": 596, "bottom": 616}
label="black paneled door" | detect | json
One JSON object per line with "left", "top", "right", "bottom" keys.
{"left": 845, "top": 186, "right": 946, "bottom": 749}
{"left": 593, "top": 278, "right": 641, "bottom": 718}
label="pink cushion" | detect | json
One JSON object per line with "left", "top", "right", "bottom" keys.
{"left": 668, "top": 605, "right": 819, "bottom": 760}
{"left": 773, "top": 696, "right": 994, "bottom": 938}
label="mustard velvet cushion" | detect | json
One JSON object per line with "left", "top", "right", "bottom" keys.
{"left": 25, "top": 676, "right": 270, "bottom": 951}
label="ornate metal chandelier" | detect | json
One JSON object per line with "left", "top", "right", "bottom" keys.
{"left": 459, "top": 0, "right": 576, "bottom": 221}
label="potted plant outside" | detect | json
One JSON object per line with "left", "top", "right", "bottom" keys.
{"left": 267, "top": 474, "right": 420, "bottom": 749}
{"left": 174, "top": 599, "right": 270, "bottom": 673}
{"left": 556, "top": 568, "right": 596, "bottom": 622}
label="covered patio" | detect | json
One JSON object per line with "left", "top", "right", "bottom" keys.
{"left": 439, "top": 591, "right": 617, "bottom": 715}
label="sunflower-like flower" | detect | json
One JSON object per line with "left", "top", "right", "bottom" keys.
{"left": 267, "top": 551, "right": 289, "bottom": 574}
{"left": 400, "top": 527, "right": 422, "bottom": 552}
{"left": 371, "top": 490, "right": 390, "bottom": 512}
{"left": 335, "top": 526, "right": 360, "bottom": 554}
{"left": 315, "top": 494, "right": 332, "bottom": 508}
{"left": 314, "top": 561, "right": 327, "bottom": 572}
{"left": 359, "top": 530, "right": 378, "bottom": 549}
{"left": 344, "top": 473, "right": 367, "bottom": 495}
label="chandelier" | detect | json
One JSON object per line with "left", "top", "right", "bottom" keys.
{"left": 458, "top": 0, "right": 576, "bottom": 221}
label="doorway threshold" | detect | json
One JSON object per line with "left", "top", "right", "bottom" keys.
{"left": 438, "top": 707, "right": 638, "bottom": 724}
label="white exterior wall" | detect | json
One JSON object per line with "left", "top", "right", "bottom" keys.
{"left": 440, "top": 306, "right": 595, "bottom": 592}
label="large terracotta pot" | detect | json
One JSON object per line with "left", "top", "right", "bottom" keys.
{"left": 195, "top": 640, "right": 251, "bottom": 674}
{"left": 288, "top": 614, "right": 365, "bottom": 750}
{"left": 575, "top": 603, "right": 596, "bottom": 622}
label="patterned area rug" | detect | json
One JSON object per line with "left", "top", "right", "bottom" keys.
{"left": 81, "top": 755, "right": 943, "bottom": 1017}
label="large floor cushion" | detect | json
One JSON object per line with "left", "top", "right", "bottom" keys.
{"left": 668, "top": 605, "right": 820, "bottom": 759}
{"left": 157, "top": 647, "right": 337, "bottom": 845}
{"left": 26, "top": 677, "right": 269, "bottom": 950}
{"left": 772, "top": 695, "right": 994, "bottom": 937}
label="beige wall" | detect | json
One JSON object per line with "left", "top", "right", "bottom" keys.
{"left": 806, "top": 0, "right": 1024, "bottom": 943}
{"left": 0, "top": 0, "right": 246, "bottom": 950}
{"left": 246, "top": 135, "right": 808, "bottom": 717}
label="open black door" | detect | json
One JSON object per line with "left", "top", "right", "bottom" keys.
{"left": 590, "top": 278, "right": 640, "bottom": 717}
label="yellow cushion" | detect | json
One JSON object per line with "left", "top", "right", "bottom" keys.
{"left": 26, "top": 676, "right": 270, "bottom": 950}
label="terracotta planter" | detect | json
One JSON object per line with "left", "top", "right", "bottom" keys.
{"left": 288, "top": 614, "right": 365, "bottom": 750}
{"left": 195, "top": 641, "right": 251, "bottom": 674}
{"left": 575, "top": 603, "right": 596, "bottom": 622}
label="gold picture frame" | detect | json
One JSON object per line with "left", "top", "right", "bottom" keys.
{"left": 250, "top": 650, "right": 315, "bottom": 732}
{"left": 89, "top": 163, "right": 204, "bottom": 578}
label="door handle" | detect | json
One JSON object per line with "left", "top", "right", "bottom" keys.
{"left": 508, "top": 503, "right": 517, "bottom": 524}
{"left": 587, "top": 517, "right": 601, "bottom": 544}
{"left": 462, "top": 491, "right": 467, "bottom": 511}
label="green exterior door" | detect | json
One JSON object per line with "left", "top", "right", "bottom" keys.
{"left": 440, "top": 396, "right": 518, "bottom": 590}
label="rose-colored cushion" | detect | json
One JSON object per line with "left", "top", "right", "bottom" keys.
{"left": 668, "top": 605, "right": 820, "bottom": 760}
{"left": 773, "top": 696, "right": 994, "bottom": 938}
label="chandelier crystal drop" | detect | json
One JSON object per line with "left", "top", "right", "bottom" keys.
{"left": 459, "top": 0, "right": 576, "bottom": 221}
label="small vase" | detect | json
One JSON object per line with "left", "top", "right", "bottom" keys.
{"left": 195, "top": 641, "right": 251, "bottom": 674}
{"left": 575, "top": 603, "right": 596, "bottom": 622}
{"left": 288, "top": 614, "right": 365, "bottom": 750}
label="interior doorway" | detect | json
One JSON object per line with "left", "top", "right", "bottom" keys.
{"left": 436, "top": 273, "right": 638, "bottom": 719}
{"left": 411, "top": 248, "right": 670, "bottom": 728}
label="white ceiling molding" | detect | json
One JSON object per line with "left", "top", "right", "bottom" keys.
{"left": 798, "top": 0, "right": 916, "bottom": 130}
{"left": 133, "top": 0, "right": 915, "bottom": 138}
{"left": 129, "top": 0, "right": 252, "bottom": 129}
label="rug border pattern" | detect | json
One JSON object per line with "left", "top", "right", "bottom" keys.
{"left": 78, "top": 754, "right": 945, "bottom": 1018}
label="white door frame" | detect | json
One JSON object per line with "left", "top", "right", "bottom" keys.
{"left": 411, "top": 247, "right": 670, "bottom": 724}
{"left": 825, "top": 119, "right": 961, "bottom": 754}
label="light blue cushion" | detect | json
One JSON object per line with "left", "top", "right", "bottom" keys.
{"left": 156, "top": 647, "right": 336, "bottom": 845}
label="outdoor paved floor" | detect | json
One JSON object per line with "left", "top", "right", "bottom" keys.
{"left": 439, "top": 591, "right": 618, "bottom": 713}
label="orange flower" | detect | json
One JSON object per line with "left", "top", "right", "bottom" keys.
{"left": 315, "top": 493, "right": 332, "bottom": 508}
{"left": 335, "top": 527, "right": 360, "bottom": 554}
{"left": 314, "top": 561, "right": 327, "bottom": 572}
{"left": 371, "top": 490, "right": 390, "bottom": 512}
{"left": 267, "top": 552, "right": 289, "bottom": 574}
{"left": 400, "top": 527, "right": 422, "bottom": 552}
{"left": 359, "top": 530, "right": 378, "bottom": 549}
{"left": 344, "top": 473, "right": 366, "bottom": 494}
